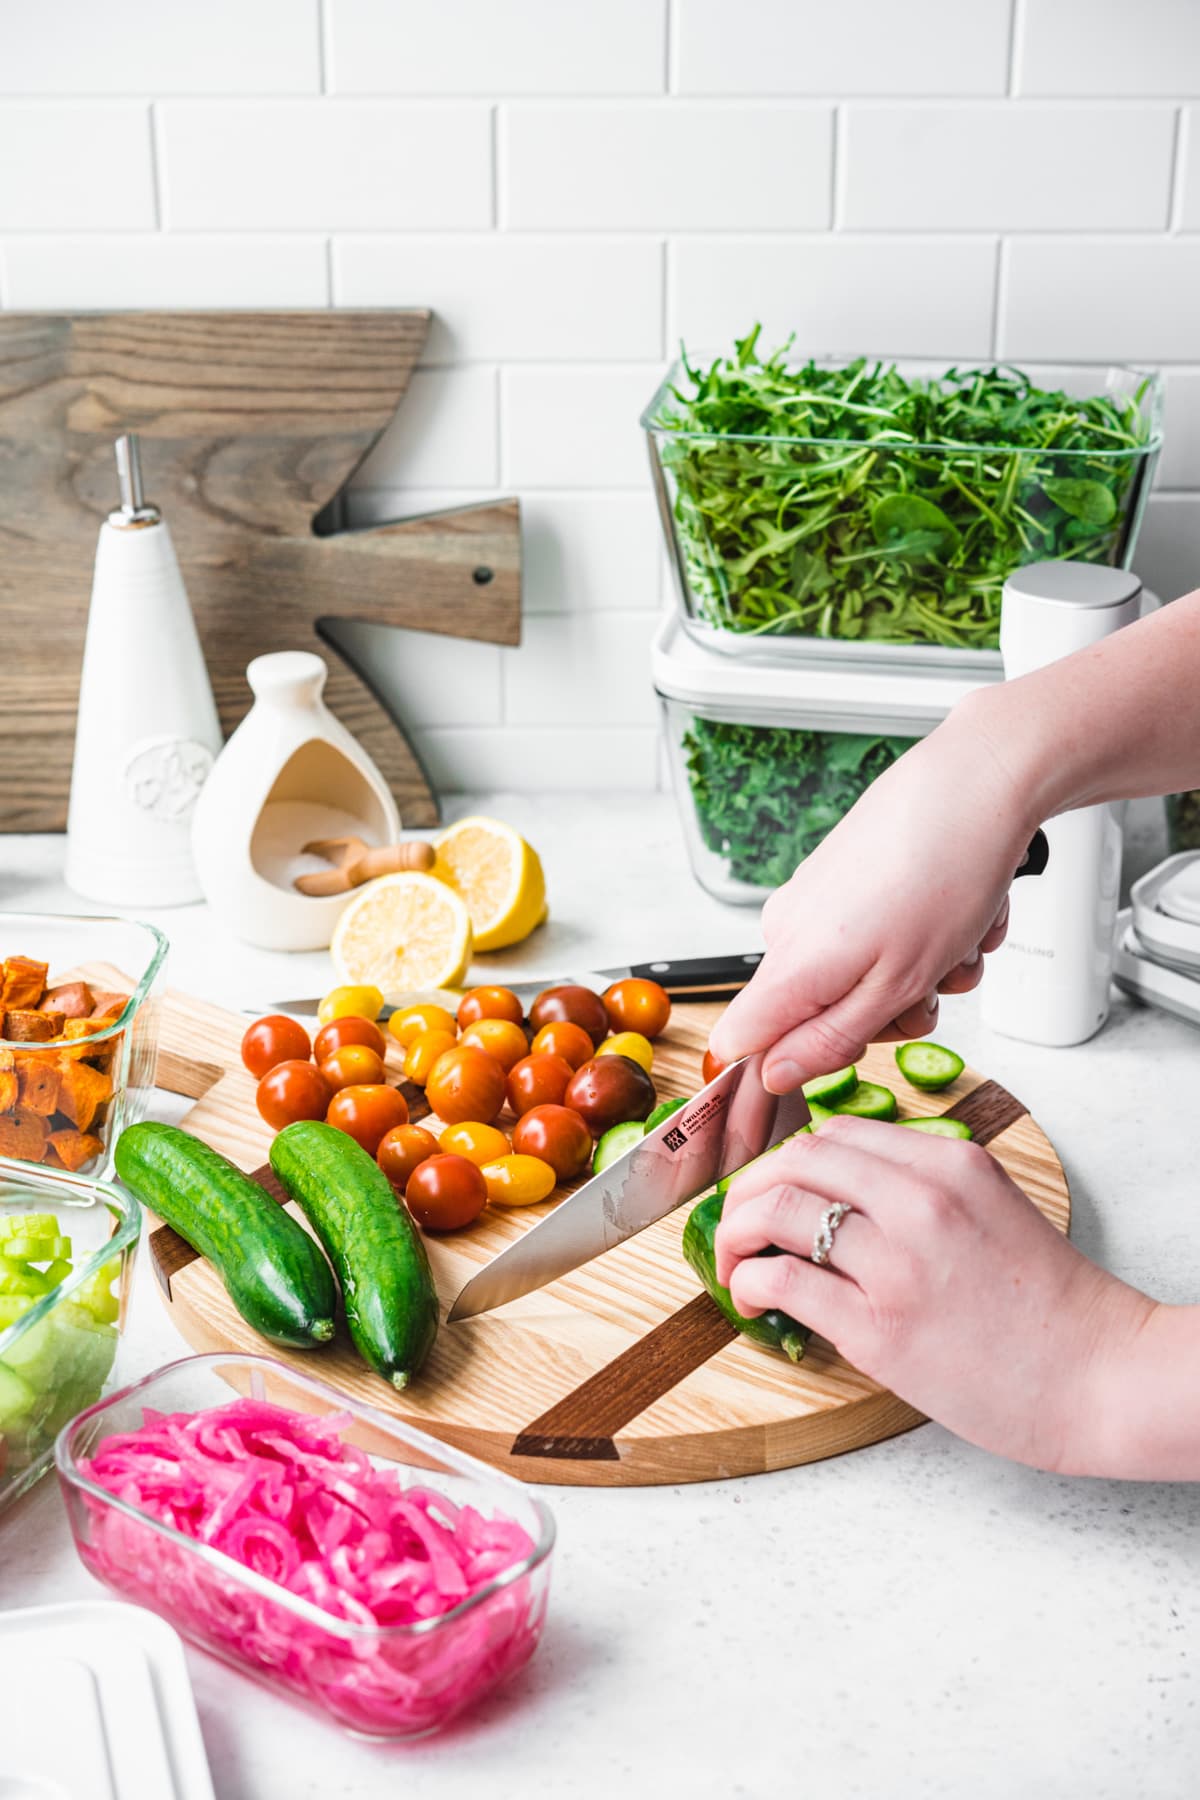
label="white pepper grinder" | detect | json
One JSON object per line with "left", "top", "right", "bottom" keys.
{"left": 65, "top": 434, "right": 223, "bottom": 907}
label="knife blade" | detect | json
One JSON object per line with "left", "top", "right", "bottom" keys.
{"left": 447, "top": 1052, "right": 810, "bottom": 1323}
{"left": 265, "top": 950, "right": 765, "bottom": 1018}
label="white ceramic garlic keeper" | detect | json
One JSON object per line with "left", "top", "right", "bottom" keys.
{"left": 190, "top": 651, "right": 401, "bottom": 951}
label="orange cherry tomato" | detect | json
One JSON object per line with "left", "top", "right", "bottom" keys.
{"left": 388, "top": 1003, "right": 457, "bottom": 1049}
{"left": 376, "top": 1123, "right": 439, "bottom": 1191}
{"left": 510, "top": 1103, "right": 592, "bottom": 1180}
{"left": 506, "top": 1052, "right": 575, "bottom": 1118}
{"left": 439, "top": 1120, "right": 512, "bottom": 1167}
{"left": 479, "top": 1154, "right": 558, "bottom": 1208}
{"left": 425, "top": 1046, "right": 507, "bottom": 1126}
{"left": 242, "top": 1015, "right": 312, "bottom": 1078}
{"left": 528, "top": 985, "right": 608, "bottom": 1048}
{"left": 256, "top": 1059, "right": 330, "bottom": 1129}
{"left": 404, "top": 1028, "right": 459, "bottom": 1086}
{"left": 602, "top": 977, "right": 671, "bottom": 1041}
{"left": 405, "top": 1154, "right": 487, "bottom": 1232}
{"left": 313, "top": 1014, "right": 386, "bottom": 1063}
{"left": 458, "top": 1017, "right": 529, "bottom": 1073}
{"left": 530, "top": 1019, "right": 594, "bottom": 1070}
{"left": 325, "top": 1084, "right": 409, "bottom": 1155}
{"left": 456, "top": 986, "right": 524, "bottom": 1029}
{"left": 319, "top": 1043, "right": 385, "bottom": 1092}
{"left": 702, "top": 1046, "right": 727, "bottom": 1086}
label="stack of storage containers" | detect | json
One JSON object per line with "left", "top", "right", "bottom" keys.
{"left": 643, "top": 347, "right": 1162, "bottom": 904}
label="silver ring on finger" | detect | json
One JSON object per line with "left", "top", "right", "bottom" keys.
{"left": 811, "top": 1201, "right": 853, "bottom": 1267}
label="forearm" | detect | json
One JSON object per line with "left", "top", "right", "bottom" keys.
{"left": 1075, "top": 1300, "right": 1200, "bottom": 1480}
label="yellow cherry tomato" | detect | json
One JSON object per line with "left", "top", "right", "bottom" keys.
{"left": 389, "top": 1002, "right": 458, "bottom": 1048}
{"left": 458, "top": 1017, "right": 529, "bottom": 1073}
{"left": 319, "top": 984, "right": 384, "bottom": 1026}
{"left": 439, "top": 1120, "right": 512, "bottom": 1167}
{"left": 596, "top": 1031, "right": 654, "bottom": 1074}
{"left": 403, "top": 1028, "right": 458, "bottom": 1085}
{"left": 479, "top": 1154, "right": 558, "bottom": 1208}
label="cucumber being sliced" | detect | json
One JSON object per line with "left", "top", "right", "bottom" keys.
{"left": 802, "top": 1101, "right": 835, "bottom": 1132}
{"left": 900, "top": 1116, "right": 973, "bottom": 1140}
{"left": 593, "top": 1120, "right": 646, "bottom": 1174}
{"left": 895, "top": 1041, "right": 965, "bottom": 1092}
{"left": 801, "top": 1066, "right": 858, "bottom": 1108}
{"left": 834, "top": 1081, "right": 898, "bottom": 1121}
{"left": 644, "top": 1097, "right": 687, "bottom": 1134}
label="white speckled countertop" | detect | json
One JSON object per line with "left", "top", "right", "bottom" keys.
{"left": 4, "top": 794, "right": 1198, "bottom": 1800}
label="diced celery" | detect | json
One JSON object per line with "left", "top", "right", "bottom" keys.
{"left": 0, "top": 1213, "right": 59, "bottom": 1242}
{"left": 0, "top": 1259, "right": 51, "bottom": 1298}
{"left": 3, "top": 1235, "right": 71, "bottom": 1263}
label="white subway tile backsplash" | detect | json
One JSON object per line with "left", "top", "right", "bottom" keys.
{"left": 502, "top": 103, "right": 832, "bottom": 230}
{"left": 322, "top": 621, "right": 503, "bottom": 728}
{"left": 414, "top": 727, "right": 659, "bottom": 791}
{"left": 333, "top": 236, "right": 663, "bottom": 361}
{"left": 0, "top": 105, "right": 155, "bottom": 230}
{"left": 503, "top": 612, "right": 660, "bottom": 726}
{"left": 670, "top": 237, "right": 997, "bottom": 358}
{"left": 351, "top": 368, "right": 498, "bottom": 489}
{"left": 1019, "top": 0, "right": 1200, "bottom": 96}
{"left": 521, "top": 494, "right": 662, "bottom": 612}
{"left": 1, "top": 235, "right": 329, "bottom": 307}
{"left": 1, "top": 1, "right": 320, "bottom": 95}
{"left": 502, "top": 366, "right": 661, "bottom": 488}
{"left": 1135, "top": 495, "right": 1200, "bottom": 602}
{"left": 1179, "top": 108, "right": 1200, "bottom": 230}
{"left": 843, "top": 104, "right": 1175, "bottom": 231}
{"left": 1002, "top": 238, "right": 1200, "bottom": 362}
{"left": 675, "top": 0, "right": 1011, "bottom": 96}
{"left": 1157, "top": 373, "right": 1200, "bottom": 491}
{"left": 158, "top": 102, "right": 491, "bottom": 231}
{"left": 327, "top": 0, "right": 666, "bottom": 95}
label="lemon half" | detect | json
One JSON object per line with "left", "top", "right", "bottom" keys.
{"left": 330, "top": 872, "right": 473, "bottom": 1002}
{"left": 434, "top": 816, "right": 547, "bottom": 953}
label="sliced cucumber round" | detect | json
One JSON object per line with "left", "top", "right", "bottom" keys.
{"left": 900, "top": 1116, "right": 973, "bottom": 1140}
{"left": 895, "top": 1040, "right": 965, "bottom": 1092}
{"left": 801, "top": 1065, "right": 858, "bottom": 1107}
{"left": 834, "top": 1081, "right": 898, "bottom": 1121}
{"left": 592, "top": 1119, "right": 647, "bottom": 1175}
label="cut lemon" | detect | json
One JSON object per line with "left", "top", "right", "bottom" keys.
{"left": 330, "top": 873, "right": 473, "bottom": 1003}
{"left": 434, "top": 816, "right": 547, "bottom": 953}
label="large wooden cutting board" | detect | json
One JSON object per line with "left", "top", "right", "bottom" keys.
{"left": 148, "top": 987, "right": 1069, "bottom": 1487}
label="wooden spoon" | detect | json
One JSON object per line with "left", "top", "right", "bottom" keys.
{"left": 294, "top": 835, "right": 437, "bottom": 897}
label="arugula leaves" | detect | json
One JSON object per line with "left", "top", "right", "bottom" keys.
{"left": 652, "top": 332, "right": 1153, "bottom": 648}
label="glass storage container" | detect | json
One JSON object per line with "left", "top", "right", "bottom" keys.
{"left": 0, "top": 912, "right": 167, "bottom": 1178}
{"left": 57, "top": 1353, "right": 556, "bottom": 1742}
{"left": 654, "top": 613, "right": 998, "bottom": 904}
{"left": 643, "top": 352, "right": 1162, "bottom": 664}
{"left": 0, "top": 1162, "right": 139, "bottom": 1513}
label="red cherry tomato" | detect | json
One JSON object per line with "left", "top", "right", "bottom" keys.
{"left": 376, "top": 1123, "right": 439, "bottom": 1191}
{"left": 565, "top": 1055, "right": 655, "bottom": 1136}
{"left": 425, "top": 1046, "right": 507, "bottom": 1126}
{"left": 456, "top": 986, "right": 524, "bottom": 1029}
{"left": 510, "top": 1103, "right": 593, "bottom": 1180}
{"left": 702, "top": 1047, "right": 727, "bottom": 1085}
{"left": 241, "top": 1015, "right": 312, "bottom": 1079}
{"left": 318, "top": 1043, "right": 385, "bottom": 1092}
{"left": 506, "top": 1052, "right": 575, "bottom": 1118}
{"left": 313, "top": 1014, "right": 386, "bottom": 1063}
{"left": 256, "top": 1059, "right": 331, "bottom": 1129}
{"left": 405, "top": 1154, "right": 487, "bottom": 1232}
{"left": 325, "top": 1083, "right": 409, "bottom": 1155}
{"left": 602, "top": 977, "right": 671, "bottom": 1040}
{"left": 528, "top": 985, "right": 609, "bottom": 1048}
{"left": 530, "top": 1019, "right": 594, "bottom": 1070}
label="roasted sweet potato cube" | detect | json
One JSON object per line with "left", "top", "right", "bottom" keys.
{"left": 54, "top": 1059, "right": 113, "bottom": 1132}
{"left": 89, "top": 991, "right": 129, "bottom": 1021}
{"left": 45, "top": 1129, "right": 103, "bottom": 1172}
{"left": 0, "top": 1107, "right": 50, "bottom": 1163}
{"left": 0, "top": 1050, "right": 16, "bottom": 1114}
{"left": 43, "top": 981, "right": 94, "bottom": 1020}
{"left": 3, "top": 1010, "right": 60, "bottom": 1043}
{"left": 1, "top": 957, "right": 47, "bottom": 1009}
{"left": 17, "top": 1057, "right": 60, "bottom": 1116}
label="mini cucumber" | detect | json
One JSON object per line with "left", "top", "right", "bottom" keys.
{"left": 114, "top": 1123, "right": 336, "bottom": 1349}
{"left": 269, "top": 1120, "right": 438, "bottom": 1390}
{"left": 802, "top": 1065, "right": 858, "bottom": 1107}
{"left": 644, "top": 1096, "right": 687, "bottom": 1133}
{"left": 900, "top": 1116, "right": 973, "bottom": 1140}
{"left": 895, "top": 1041, "right": 965, "bottom": 1092}
{"left": 683, "top": 1192, "right": 807, "bottom": 1363}
{"left": 834, "top": 1081, "right": 898, "bottom": 1121}
{"left": 802, "top": 1101, "right": 835, "bottom": 1132}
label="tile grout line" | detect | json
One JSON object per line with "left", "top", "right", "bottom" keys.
{"left": 990, "top": 236, "right": 1008, "bottom": 360}
{"left": 1005, "top": 0, "right": 1024, "bottom": 97}
{"left": 1168, "top": 106, "right": 1188, "bottom": 232}
{"left": 830, "top": 104, "right": 844, "bottom": 229}
{"left": 491, "top": 104, "right": 501, "bottom": 230}
{"left": 148, "top": 101, "right": 165, "bottom": 230}
{"left": 316, "top": 0, "right": 330, "bottom": 93}
{"left": 664, "top": 0, "right": 675, "bottom": 95}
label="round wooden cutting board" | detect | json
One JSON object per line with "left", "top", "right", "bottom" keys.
{"left": 148, "top": 988, "right": 1069, "bottom": 1488}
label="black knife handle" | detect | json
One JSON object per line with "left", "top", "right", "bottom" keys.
{"left": 629, "top": 952, "right": 764, "bottom": 1003}
{"left": 1015, "top": 828, "right": 1050, "bottom": 878}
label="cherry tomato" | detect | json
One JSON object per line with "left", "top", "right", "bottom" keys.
{"left": 256, "top": 1059, "right": 331, "bottom": 1130}
{"left": 457, "top": 986, "right": 524, "bottom": 1029}
{"left": 529, "top": 984, "right": 609, "bottom": 1048}
{"left": 388, "top": 1003, "right": 457, "bottom": 1049}
{"left": 458, "top": 1017, "right": 529, "bottom": 1072}
{"left": 530, "top": 1019, "right": 594, "bottom": 1069}
{"left": 325, "top": 1083, "right": 409, "bottom": 1155}
{"left": 565, "top": 1055, "right": 655, "bottom": 1136}
{"left": 318, "top": 984, "right": 384, "bottom": 1025}
{"left": 376, "top": 1123, "right": 439, "bottom": 1191}
{"left": 405, "top": 1154, "right": 487, "bottom": 1232}
{"left": 404, "top": 1028, "right": 459, "bottom": 1085}
{"left": 602, "top": 977, "right": 671, "bottom": 1040}
{"left": 702, "top": 1047, "right": 727, "bottom": 1085}
{"left": 506, "top": 1052, "right": 575, "bottom": 1117}
{"left": 319, "top": 1043, "right": 385, "bottom": 1092}
{"left": 478, "top": 1153, "right": 558, "bottom": 1208}
{"left": 597, "top": 1031, "right": 653, "bottom": 1074}
{"left": 314, "top": 1014, "right": 386, "bottom": 1062}
{"left": 510, "top": 1103, "right": 592, "bottom": 1180}
{"left": 241, "top": 1015, "right": 312, "bottom": 1079}
{"left": 439, "top": 1120, "right": 512, "bottom": 1167}
{"left": 426, "top": 1046, "right": 507, "bottom": 1126}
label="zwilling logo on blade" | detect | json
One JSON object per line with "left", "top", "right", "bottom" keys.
{"left": 662, "top": 1125, "right": 688, "bottom": 1152}
{"left": 673, "top": 1091, "right": 727, "bottom": 1147}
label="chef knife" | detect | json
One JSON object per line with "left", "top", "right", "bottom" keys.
{"left": 447, "top": 1052, "right": 810, "bottom": 1322}
{"left": 266, "top": 950, "right": 765, "bottom": 1017}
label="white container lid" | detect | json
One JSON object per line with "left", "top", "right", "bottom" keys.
{"left": 652, "top": 610, "right": 1000, "bottom": 733}
{"left": 1130, "top": 852, "right": 1200, "bottom": 971}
